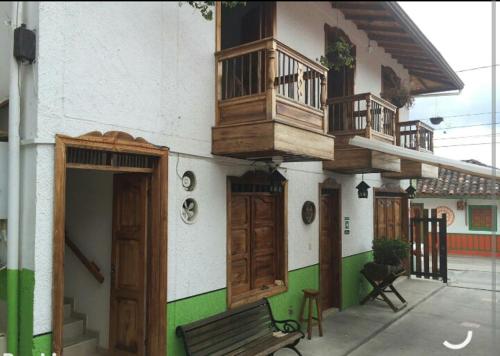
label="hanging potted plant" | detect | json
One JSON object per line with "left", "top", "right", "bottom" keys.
{"left": 318, "top": 37, "right": 355, "bottom": 71}
{"left": 362, "top": 239, "right": 409, "bottom": 281}
{"left": 382, "top": 82, "right": 415, "bottom": 109}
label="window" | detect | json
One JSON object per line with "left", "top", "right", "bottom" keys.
{"left": 468, "top": 205, "right": 497, "bottom": 231}
{"left": 227, "top": 171, "right": 287, "bottom": 307}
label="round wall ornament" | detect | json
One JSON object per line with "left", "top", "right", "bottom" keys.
{"left": 182, "top": 171, "right": 196, "bottom": 191}
{"left": 436, "top": 206, "right": 454, "bottom": 226}
{"left": 302, "top": 201, "right": 316, "bottom": 225}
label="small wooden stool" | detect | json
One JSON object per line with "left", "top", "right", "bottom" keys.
{"left": 299, "top": 289, "right": 323, "bottom": 340}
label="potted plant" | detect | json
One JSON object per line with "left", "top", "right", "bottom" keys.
{"left": 363, "top": 239, "right": 410, "bottom": 281}
{"left": 382, "top": 83, "right": 414, "bottom": 109}
{"left": 318, "top": 38, "right": 355, "bottom": 71}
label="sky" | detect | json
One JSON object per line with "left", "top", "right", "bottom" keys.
{"left": 399, "top": 1, "right": 500, "bottom": 166}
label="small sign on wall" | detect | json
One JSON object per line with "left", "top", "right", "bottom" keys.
{"left": 344, "top": 217, "right": 350, "bottom": 235}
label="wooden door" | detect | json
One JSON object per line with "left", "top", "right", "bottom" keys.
{"left": 375, "top": 197, "right": 407, "bottom": 241}
{"left": 230, "top": 193, "right": 278, "bottom": 296}
{"left": 109, "top": 174, "right": 149, "bottom": 356}
{"left": 320, "top": 189, "right": 341, "bottom": 310}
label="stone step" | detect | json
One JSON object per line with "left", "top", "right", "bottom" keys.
{"left": 63, "top": 317, "right": 85, "bottom": 340}
{"left": 63, "top": 332, "right": 98, "bottom": 356}
{"left": 64, "top": 302, "right": 73, "bottom": 320}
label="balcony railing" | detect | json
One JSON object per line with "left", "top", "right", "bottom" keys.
{"left": 327, "top": 93, "right": 398, "bottom": 142}
{"left": 397, "top": 120, "right": 434, "bottom": 152}
{"left": 215, "top": 37, "right": 328, "bottom": 132}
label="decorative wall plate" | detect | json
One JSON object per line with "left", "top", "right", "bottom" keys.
{"left": 182, "top": 171, "right": 196, "bottom": 191}
{"left": 302, "top": 201, "right": 316, "bottom": 225}
{"left": 436, "top": 206, "right": 454, "bottom": 226}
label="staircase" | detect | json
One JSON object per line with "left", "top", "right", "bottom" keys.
{"left": 63, "top": 297, "right": 103, "bottom": 356}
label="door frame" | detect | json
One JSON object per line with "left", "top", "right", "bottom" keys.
{"left": 318, "top": 178, "right": 342, "bottom": 310}
{"left": 52, "top": 131, "right": 168, "bottom": 355}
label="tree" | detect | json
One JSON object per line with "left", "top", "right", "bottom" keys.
{"left": 181, "top": 1, "right": 247, "bottom": 20}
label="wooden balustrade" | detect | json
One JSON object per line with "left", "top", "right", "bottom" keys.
{"left": 397, "top": 120, "right": 434, "bottom": 152}
{"left": 327, "top": 93, "right": 397, "bottom": 142}
{"left": 215, "top": 37, "right": 328, "bottom": 132}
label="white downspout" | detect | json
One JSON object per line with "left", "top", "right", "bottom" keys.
{"left": 7, "top": 1, "right": 21, "bottom": 355}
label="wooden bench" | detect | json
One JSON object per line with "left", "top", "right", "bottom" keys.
{"left": 176, "top": 298, "right": 304, "bottom": 356}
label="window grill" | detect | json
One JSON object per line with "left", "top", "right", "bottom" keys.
{"left": 66, "top": 147, "right": 155, "bottom": 169}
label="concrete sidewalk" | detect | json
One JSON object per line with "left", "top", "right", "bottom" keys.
{"left": 448, "top": 255, "right": 500, "bottom": 291}
{"left": 276, "top": 277, "right": 499, "bottom": 355}
{"left": 276, "top": 278, "right": 444, "bottom": 356}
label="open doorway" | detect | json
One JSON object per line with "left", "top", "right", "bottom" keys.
{"left": 319, "top": 180, "right": 342, "bottom": 312}
{"left": 219, "top": 1, "right": 275, "bottom": 50}
{"left": 52, "top": 132, "right": 168, "bottom": 356}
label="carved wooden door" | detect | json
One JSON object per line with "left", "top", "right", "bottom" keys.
{"left": 109, "top": 174, "right": 148, "bottom": 356}
{"left": 320, "top": 189, "right": 341, "bottom": 310}
{"left": 230, "top": 193, "right": 278, "bottom": 296}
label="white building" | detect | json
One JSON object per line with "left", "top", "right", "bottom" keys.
{"left": 2, "top": 2, "right": 494, "bottom": 356}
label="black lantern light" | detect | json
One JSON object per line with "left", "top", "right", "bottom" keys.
{"left": 406, "top": 181, "right": 417, "bottom": 199}
{"left": 356, "top": 176, "right": 370, "bottom": 199}
{"left": 429, "top": 116, "right": 444, "bottom": 125}
{"left": 269, "top": 169, "right": 284, "bottom": 193}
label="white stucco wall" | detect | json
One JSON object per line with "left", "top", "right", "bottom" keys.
{"left": 26, "top": 2, "right": 406, "bottom": 335}
{"left": 0, "top": 2, "right": 11, "bottom": 103}
{"left": 276, "top": 1, "right": 411, "bottom": 121}
{"left": 413, "top": 197, "right": 500, "bottom": 234}
{"left": 0, "top": 143, "right": 7, "bottom": 219}
{"left": 64, "top": 170, "right": 113, "bottom": 348}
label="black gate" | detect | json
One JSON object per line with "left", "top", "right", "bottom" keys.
{"left": 410, "top": 208, "right": 448, "bottom": 282}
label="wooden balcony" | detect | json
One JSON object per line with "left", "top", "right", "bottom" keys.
{"left": 323, "top": 93, "right": 401, "bottom": 173}
{"left": 212, "top": 38, "right": 334, "bottom": 162}
{"left": 383, "top": 120, "right": 438, "bottom": 179}
{"left": 397, "top": 120, "right": 434, "bottom": 153}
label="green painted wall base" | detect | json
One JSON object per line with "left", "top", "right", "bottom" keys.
{"left": 2, "top": 269, "right": 35, "bottom": 356}
{"left": 341, "top": 251, "right": 373, "bottom": 309}
{"left": 167, "top": 264, "right": 319, "bottom": 356}
{"left": 32, "top": 333, "right": 52, "bottom": 356}
{"left": 15, "top": 253, "right": 372, "bottom": 355}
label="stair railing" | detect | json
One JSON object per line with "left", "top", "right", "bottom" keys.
{"left": 65, "top": 234, "right": 104, "bottom": 284}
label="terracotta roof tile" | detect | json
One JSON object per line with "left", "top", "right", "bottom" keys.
{"left": 417, "top": 160, "right": 500, "bottom": 197}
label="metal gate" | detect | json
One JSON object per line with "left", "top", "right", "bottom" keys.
{"left": 410, "top": 208, "right": 448, "bottom": 282}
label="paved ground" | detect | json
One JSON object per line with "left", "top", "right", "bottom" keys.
{"left": 276, "top": 258, "right": 500, "bottom": 356}
{"left": 448, "top": 255, "right": 499, "bottom": 291}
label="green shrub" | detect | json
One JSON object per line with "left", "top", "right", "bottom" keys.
{"left": 372, "top": 239, "right": 409, "bottom": 266}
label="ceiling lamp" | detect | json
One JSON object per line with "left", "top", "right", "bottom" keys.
{"left": 356, "top": 176, "right": 370, "bottom": 199}
{"left": 269, "top": 168, "right": 285, "bottom": 194}
{"left": 429, "top": 116, "right": 444, "bottom": 125}
{"left": 406, "top": 182, "right": 417, "bottom": 199}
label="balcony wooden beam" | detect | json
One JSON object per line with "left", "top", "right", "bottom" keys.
{"left": 323, "top": 148, "right": 400, "bottom": 174}
{"left": 382, "top": 160, "right": 438, "bottom": 179}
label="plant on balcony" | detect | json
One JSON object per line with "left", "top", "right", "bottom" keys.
{"left": 382, "top": 82, "right": 415, "bottom": 109}
{"left": 319, "top": 38, "right": 356, "bottom": 71}
{"left": 363, "top": 239, "right": 409, "bottom": 280}
{"left": 183, "top": 1, "right": 247, "bottom": 20}
{"left": 318, "top": 38, "right": 355, "bottom": 71}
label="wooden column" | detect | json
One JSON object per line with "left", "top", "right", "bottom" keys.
{"left": 365, "top": 94, "right": 372, "bottom": 139}
{"left": 265, "top": 43, "right": 277, "bottom": 120}
{"left": 320, "top": 74, "right": 328, "bottom": 133}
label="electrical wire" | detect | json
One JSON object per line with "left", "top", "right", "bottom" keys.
{"left": 434, "top": 134, "right": 500, "bottom": 140}
{"left": 455, "top": 64, "right": 500, "bottom": 73}
{"left": 433, "top": 122, "right": 500, "bottom": 130}
{"left": 435, "top": 141, "right": 500, "bottom": 148}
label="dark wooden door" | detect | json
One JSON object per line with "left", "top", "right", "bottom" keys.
{"left": 230, "top": 193, "right": 278, "bottom": 296}
{"left": 375, "top": 197, "right": 407, "bottom": 241}
{"left": 109, "top": 174, "right": 149, "bottom": 356}
{"left": 320, "top": 189, "right": 341, "bottom": 310}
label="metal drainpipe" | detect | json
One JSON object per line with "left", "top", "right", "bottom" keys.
{"left": 7, "top": 1, "right": 22, "bottom": 355}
